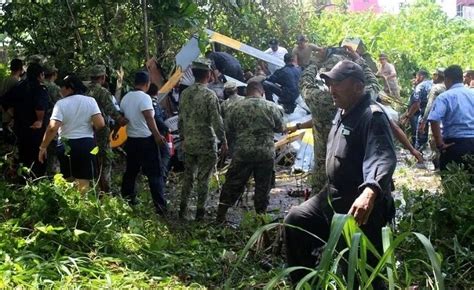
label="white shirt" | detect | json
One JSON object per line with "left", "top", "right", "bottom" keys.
{"left": 120, "top": 90, "right": 154, "bottom": 138}
{"left": 51, "top": 94, "right": 101, "bottom": 139}
{"left": 265, "top": 46, "right": 288, "bottom": 74}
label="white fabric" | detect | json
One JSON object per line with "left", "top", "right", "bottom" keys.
{"left": 265, "top": 46, "right": 288, "bottom": 74}
{"left": 51, "top": 94, "right": 101, "bottom": 139}
{"left": 120, "top": 90, "right": 154, "bottom": 138}
{"left": 180, "top": 66, "right": 195, "bottom": 86}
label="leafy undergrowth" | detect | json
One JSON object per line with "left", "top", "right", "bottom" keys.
{"left": 396, "top": 163, "right": 474, "bottom": 288}
{"left": 0, "top": 175, "right": 280, "bottom": 288}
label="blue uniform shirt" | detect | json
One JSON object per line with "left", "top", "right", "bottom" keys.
{"left": 427, "top": 83, "right": 474, "bottom": 139}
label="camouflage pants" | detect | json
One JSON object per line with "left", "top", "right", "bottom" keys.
{"left": 96, "top": 127, "right": 112, "bottom": 193}
{"left": 218, "top": 158, "right": 274, "bottom": 213}
{"left": 179, "top": 152, "right": 217, "bottom": 214}
{"left": 308, "top": 97, "right": 337, "bottom": 195}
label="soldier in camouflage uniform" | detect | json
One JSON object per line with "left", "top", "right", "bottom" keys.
{"left": 86, "top": 65, "right": 127, "bottom": 193}
{"left": 290, "top": 46, "right": 381, "bottom": 194}
{"left": 216, "top": 80, "right": 284, "bottom": 222}
{"left": 221, "top": 81, "right": 244, "bottom": 156}
{"left": 178, "top": 58, "right": 227, "bottom": 220}
{"left": 43, "top": 64, "right": 62, "bottom": 175}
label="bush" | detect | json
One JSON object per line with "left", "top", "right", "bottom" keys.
{"left": 396, "top": 164, "right": 473, "bottom": 288}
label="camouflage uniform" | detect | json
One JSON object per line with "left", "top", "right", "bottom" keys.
{"left": 216, "top": 96, "right": 284, "bottom": 220}
{"left": 299, "top": 63, "right": 335, "bottom": 194}
{"left": 178, "top": 66, "right": 226, "bottom": 218}
{"left": 44, "top": 75, "right": 62, "bottom": 175}
{"left": 422, "top": 82, "right": 446, "bottom": 168}
{"left": 221, "top": 92, "right": 244, "bottom": 155}
{"left": 86, "top": 65, "right": 122, "bottom": 193}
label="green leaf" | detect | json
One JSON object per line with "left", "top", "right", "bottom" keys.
{"left": 90, "top": 146, "right": 99, "bottom": 155}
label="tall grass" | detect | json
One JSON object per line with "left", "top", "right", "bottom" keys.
{"left": 228, "top": 214, "right": 444, "bottom": 289}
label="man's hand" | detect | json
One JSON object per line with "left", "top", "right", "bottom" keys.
{"left": 348, "top": 187, "right": 377, "bottom": 226}
{"left": 38, "top": 147, "right": 47, "bottom": 163}
{"left": 30, "top": 121, "right": 43, "bottom": 129}
{"left": 437, "top": 142, "right": 455, "bottom": 152}
{"left": 154, "top": 134, "right": 166, "bottom": 146}
{"left": 343, "top": 45, "right": 360, "bottom": 61}
{"left": 117, "top": 115, "right": 129, "bottom": 126}
{"left": 411, "top": 149, "right": 424, "bottom": 164}
{"left": 286, "top": 125, "right": 298, "bottom": 134}
{"left": 400, "top": 114, "right": 409, "bottom": 126}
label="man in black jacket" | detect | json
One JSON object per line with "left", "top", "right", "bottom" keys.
{"left": 284, "top": 60, "right": 396, "bottom": 289}
{"left": 263, "top": 53, "right": 301, "bottom": 114}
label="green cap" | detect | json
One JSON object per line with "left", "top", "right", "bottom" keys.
{"left": 192, "top": 58, "right": 212, "bottom": 70}
{"left": 28, "top": 54, "right": 46, "bottom": 64}
{"left": 89, "top": 64, "right": 107, "bottom": 77}
{"left": 44, "top": 63, "right": 58, "bottom": 74}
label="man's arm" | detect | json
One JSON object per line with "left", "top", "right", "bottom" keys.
{"left": 349, "top": 112, "right": 396, "bottom": 225}
{"left": 91, "top": 113, "right": 105, "bottom": 131}
{"left": 31, "top": 86, "right": 49, "bottom": 129}
{"left": 390, "top": 120, "right": 423, "bottom": 163}
{"left": 143, "top": 109, "right": 165, "bottom": 145}
{"left": 345, "top": 46, "right": 382, "bottom": 98}
{"left": 209, "top": 94, "right": 227, "bottom": 144}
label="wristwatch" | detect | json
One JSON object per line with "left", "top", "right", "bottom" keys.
{"left": 296, "top": 123, "right": 301, "bottom": 130}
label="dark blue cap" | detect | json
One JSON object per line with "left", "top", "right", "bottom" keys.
{"left": 134, "top": 70, "right": 150, "bottom": 84}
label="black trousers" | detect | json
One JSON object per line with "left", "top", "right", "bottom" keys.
{"left": 219, "top": 158, "right": 274, "bottom": 213}
{"left": 16, "top": 128, "right": 46, "bottom": 177}
{"left": 284, "top": 186, "right": 391, "bottom": 287}
{"left": 121, "top": 136, "right": 166, "bottom": 211}
{"left": 440, "top": 137, "right": 474, "bottom": 173}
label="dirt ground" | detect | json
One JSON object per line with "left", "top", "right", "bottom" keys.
{"left": 164, "top": 145, "right": 442, "bottom": 224}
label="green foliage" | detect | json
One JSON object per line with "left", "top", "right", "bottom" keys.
{"left": 397, "top": 164, "right": 473, "bottom": 288}
{"left": 0, "top": 63, "right": 8, "bottom": 80}
{"left": 233, "top": 214, "right": 444, "bottom": 289}
{"left": 0, "top": 177, "right": 277, "bottom": 287}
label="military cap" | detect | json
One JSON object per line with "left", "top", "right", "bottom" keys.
{"left": 320, "top": 60, "right": 365, "bottom": 83}
{"left": 44, "top": 63, "right": 58, "bottom": 74}
{"left": 433, "top": 68, "right": 445, "bottom": 77}
{"left": 89, "top": 64, "right": 107, "bottom": 77}
{"left": 28, "top": 54, "right": 46, "bottom": 64}
{"left": 192, "top": 58, "right": 212, "bottom": 70}
{"left": 223, "top": 81, "right": 237, "bottom": 90}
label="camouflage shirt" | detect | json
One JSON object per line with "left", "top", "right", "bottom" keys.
{"left": 226, "top": 96, "right": 284, "bottom": 162}
{"left": 422, "top": 83, "right": 446, "bottom": 122}
{"left": 221, "top": 93, "right": 245, "bottom": 120}
{"left": 178, "top": 83, "right": 226, "bottom": 155}
{"left": 86, "top": 82, "right": 121, "bottom": 121}
{"left": 44, "top": 80, "right": 62, "bottom": 114}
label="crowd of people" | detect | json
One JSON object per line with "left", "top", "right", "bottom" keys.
{"left": 0, "top": 33, "right": 473, "bottom": 288}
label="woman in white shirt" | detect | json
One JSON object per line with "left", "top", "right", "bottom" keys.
{"left": 39, "top": 75, "right": 105, "bottom": 192}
